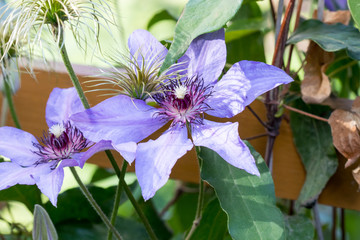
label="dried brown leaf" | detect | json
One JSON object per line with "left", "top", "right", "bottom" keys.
{"left": 352, "top": 166, "right": 360, "bottom": 189}
{"left": 328, "top": 97, "right": 360, "bottom": 168}
{"left": 323, "top": 10, "right": 351, "bottom": 25}
{"left": 301, "top": 41, "right": 334, "bottom": 104}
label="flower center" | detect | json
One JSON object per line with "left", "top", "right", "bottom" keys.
{"left": 49, "top": 123, "right": 66, "bottom": 138}
{"left": 154, "top": 77, "right": 213, "bottom": 126}
{"left": 33, "top": 122, "right": 90, "bottom": 169}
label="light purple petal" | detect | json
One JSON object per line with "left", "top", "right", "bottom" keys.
{"left": 46, "top": 87, "right": 84, "bottom": 127}
{"left": 178, "top": 29, "right": 226, "bottom": 85}
{"left": 192, "top": 120, "right": 260, "bottom": 176}
{"left": 0, "top": 127, "right": 38, "bottom": 166}
{"left": 33, "top": 165, "right": 64, "bottom": 207}
{"left": 206, "top": 60, "right": 293, "bottom": 118}
{"left": 70, "top": 95, "right": 165, "bottom": 145}
{"left": 112, "top": 141, "right": 137, "bottom": 164}
{"left": 136, "top": 125, "right": 193, "bottom": 200}
{"left": 128, "top": 29, "right": 167, "bottom": 70}
{"left": 0, "top": 162, "right": 36, "bottom": 190}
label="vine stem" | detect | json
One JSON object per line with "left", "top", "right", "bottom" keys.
{"left": 185, "top": 123, "right": 205, "bottom": 240}
{"left": 2, "top": 68, "right": 21, "bottom": 129}
{"left": 107, "top": 161, "right": 128, "bottom": 240}
{"left": 70, "top": 167, "right": 122, "bottom": 240}
{"left": 283, "top": 104, "right": 328, "bottom": 122}
{"left": 56, "top": 26, "right": 157, "bottom": 240}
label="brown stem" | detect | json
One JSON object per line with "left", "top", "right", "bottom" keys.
{"left": 285, "top": 0, "right": 304, "bottom": 73}
{"left": 283, "top": 104, "right": 328, "bottom": 122}
{"left": 159, "top": 185, "right": 184, "bottom": 217}
{"left": 332, "top": 207, "right": 337, "bottom": 240}
{"left": 247, "top": 106, "right": 268, "bottom": 128}
{"left": 341, "top": 208, "right": 345, "bottom": 240}
{"left": 244, "top": 133, "right": 268, "bottom": 141}
{"left": 265, "top": 0, "right": 296, "bottom": 166}
{"left": 269, "top": 0, "right": 276, "bottom": 26}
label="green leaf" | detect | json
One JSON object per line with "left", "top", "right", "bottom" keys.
{"left": 44, "top": 184, "right": 137, "bottom": 224}
{"left": 160, "top": 0, "right": 244, "bottom": 73}
{"left": 284, "top": 215, "right": 314, "bottom": 240}
{"left": 349, "top": 0, "right": 360, "bottom": 28}
{"left": 138, "top": 198, "right": 172, "bottom": 240}
{"left": 199, "top": 143, "right": 285, "bottom": 240}
{"left": 189, "top": 198, "right": 228, "bottom": 240}
{"left": 290, "top": 99, "right": 338, "bottom": 208}
{"left": 33, "top": 204, "right": 58, "bottom": 240}
{"left": 147, "top": 9, "right": 177, "bottom": 30}
{"left": 0, "top": 185, "right": 42, "bottom": 212}
{"left": 225, "top": 2, "right": 266, "bottom": 63}
{"left": 287, "top": 19, "right": 360, "bottom": 60}
{"left": 90, "top": 167, "right": 115, "bottom": 183}
{"left": 55, "top": 217, "right": 148, "bottom": 240}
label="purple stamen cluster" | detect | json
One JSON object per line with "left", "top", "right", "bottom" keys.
{"left": 33, "top": 122, "right": 90, "bottom": 169}
{"left": 154, "top": 77, "right": 213, "bottom": 126}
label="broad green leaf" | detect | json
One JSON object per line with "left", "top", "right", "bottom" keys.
{"left": 44, "top": 183, "right": 138, "bottom": 224}
{"left": 160, "top": 0, "right": 243, "bottom": 73}
{"left": 90, "top": 167, "right": 115, "bottom": 183}
{"left": 138, "top": 198, "right": 172, "bottom": 240}
{"left": 284, "top": 215, "right": 314, "bottom": 240}
{"left": 349, "top": 0, "right": 360, "bottom": 28}
{"left": 189, "top": 198, "right": 228, "bottom": 240}
{"left": 55, "top": 217, "right": 148, "bottom": 240}
{"left": 167, "top": 191, "right": 198, "bottom": 234}
{"left": 200, "top": 143, "right": 285, "bottom": 240}
{"left": 0, "top": 185, "right": 42, "bottom": 212}
{"left": 33, "top": 204, "right": 58, "bottom": 240}
{"left": 147, "top": 10, "right": 178, "bottom": 30}
{"left": 287, "top": 19, "right": 360, "bottom": 60}
{"left": 290, "top": 99, "right": 338, "bottom": 208}
{"left": 225, "top": 2, "right": 265, "bottom": 64}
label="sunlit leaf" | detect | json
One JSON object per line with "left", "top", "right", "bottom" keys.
{"left": 200, "top": 143, "right": 285, "bottom": 240}
{"left": 147, "top": 9, "right": 177, "bottom": 30}
{"left": 160, "top": 0, "right": 244, "bottom": 72}
{"left": 349, "top": 0, "right": 360, "bottom": 28}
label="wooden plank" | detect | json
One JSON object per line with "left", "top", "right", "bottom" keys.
{"left": 1, "top": 65, "right": 360, "bottom": 210}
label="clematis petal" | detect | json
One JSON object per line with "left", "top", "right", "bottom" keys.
{"left": 178, "top": 29, "right": 226, "bottom": 85}
{"left": 0, "top": 162, "right": 36, "bottom": 190}
{"left": 192, "top": 120, "right": 260, "bottom": 176}
{"left": 128, "top": 29, "right": 168, "bottom": 70}
{"left": 46, "top": 87, "right": 84, "bottom": 127}
{"left": 136, "top": 124, "right": 193, "bottom": 200}
{"left": 206, "top": 60, "right": 293, "bottom": 118}
{"left": 0, "top": 127, "right": 38, "bottom": 166}
{"left": 70, "top": 95, "right": 166, "bottom": 145}
{"left": 33, "top": 165, "right": 65, "bottom": 207}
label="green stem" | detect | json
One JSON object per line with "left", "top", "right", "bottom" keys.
{"left": 105, "top": 152, "right": 158, "bottom": 240}
{"left": 185, "top": 148, "right": 205, "bottom": 240}
{"left": 56, "top": 26, "right": 157, "bottom": 240}
{"left": 107, "top": 161, "right": 128, "bottom": 240}
{"left": 3, "top": 75, "right": 21, "bottom": 129}
{"left": 58, "top": 29, "right": 90, "bottom": 109}
{"left": 185, "top": 123, "right": 205, "bottom": 240}
{"left": 69, "top": 167, "right": 122, "bottom": 240}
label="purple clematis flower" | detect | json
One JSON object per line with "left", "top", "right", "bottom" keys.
{"left": 71, "top": 29, "right": 293, "bottom": 200}
{"left": 325, "top": 0, "right": 348, "bottom": 11}
{"left": 0, "top": 87, "right": 114, "bottom": 206}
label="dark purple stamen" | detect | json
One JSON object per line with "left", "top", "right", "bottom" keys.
{"left": 33, "top": 122, "right": 90, "bottom": 169}
{"left": 153, "top": 77, "right": 213, "bottom": 126}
